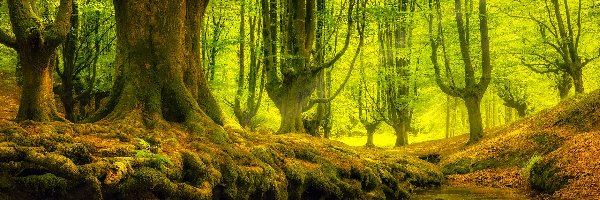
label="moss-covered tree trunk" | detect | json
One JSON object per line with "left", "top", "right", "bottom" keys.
{"left": 59, "top": 1, "right": 79, "bottom": 121}
{"left": 464, "top": 96, "right": 484, "bottom": 143}
{"left": 92, "top": 0, "right": 223, "bottom": 132}
{"left": 0, "top": 0, "right": 73, "bottom": 122}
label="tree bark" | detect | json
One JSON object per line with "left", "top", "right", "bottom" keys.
{"left": 2, "top": 0, "right": 74, "bottom": 122}
{"left": 394, "top": 122, "right": 409, "bottom": 147}
{"left": 60, "top": 1, "right": 79, "bottom": 121}
{"left": 464, "top": 96, "right": 483, "bottom": 144}
{"left": 571, "top": 67, "right": 584, "bottom": 94}
{"left": 91, "top": 0, "right": 223, "bottom": 134}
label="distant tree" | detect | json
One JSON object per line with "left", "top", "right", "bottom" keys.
{"left": 57, "top": 1, "right": 116, "bottom": 122}
{"left": 495, "top": 80, "right": 528, "bottom": 118}
{"left": 356, "top": 55, "right": 383, "bottom": 148}
{"left": 0, "top": 0, "right": 73, "bottom": 121}
{"left": 90, "top": 0, "right": 224, "bottom": 134}
{"left": 375, "top": 0, "right": 417, "bottom": 147}
{"left": 261, "top": 0, "right": 358, "bottom": 133}
{"left": 517, "top": 0, "right": 600, "bottom": 94}
{"left": 234, "top": 0, "right": 265, "bottom": 130}
{"left": 428, "top": 0, "right": 492, "bottom": 144}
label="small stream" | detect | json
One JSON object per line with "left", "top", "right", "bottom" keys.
{"left": 413, "top": 184, "right": 531, "bottom": 200}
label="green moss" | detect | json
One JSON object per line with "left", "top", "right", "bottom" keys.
{"left": 442, "top": 158, "right": 473, "bottom": 174}
{"left": 522, "top": 154, "right": 542, "bottom": 178}
{"left": 135, "top": 150, "right": 173, "bottom": 171}
{"left": 181, "top": 152, "right": 207, "bottom": 185}
{"left": 530, "top": 159, "right": 569, "bottom": 195}
{"left": 16, "top": 173, "right": 69, "bottom": 197}
{"left": 62, "top": 143, "right": 94, "bottom": 165}
{"left": 251, "top": 146, "right": 275, "bottom": 165}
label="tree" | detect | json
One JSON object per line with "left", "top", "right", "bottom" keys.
{"left": 90, "top": 0, "right": 224, "bottom": 134}
{"left": 517, "top": 0, "right": 599, "bottom": 94}
{"left": 0, "top": 0, "right": 73, "bottom": 121}
{"left": 357, "top": 51, "right": 383, "bottom": 147}
{"left": 56, "top": 1, "right": 116, "bottom": 122}
{"left": 496, "top": 80, "right": 528, "bottom": 117}
{"left": 233, "top": 0, "right": 265, "bottom": 130}
{"left": 261, "top": 0, "right": 357, "bottom": 133}
{"left": 429, "top": 0, "right": 492, "bottom": 144}
{"left": 374, "top": 0, "right": 417, "bottom": 147}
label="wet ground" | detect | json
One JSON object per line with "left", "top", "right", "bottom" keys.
{"left": 413, "top": 184, "right": 531, "bottom": 200}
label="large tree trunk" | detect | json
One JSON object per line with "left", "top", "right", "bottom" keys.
{"left": 3, "top": 0, "right": 74, "bottom": 122}
{"left": 277, "top": 80, "right": 314, "bottom": 133}
{"left": 394, "top": 122, "right": 409, "bottom": 147}
{"left": 92, "top": 0, "right": 223, "bottom": 133}
{"left": 17, "top": 53, "right": 62, "bottom": 121}
{"left": 464, "top": 96, "right": 484, "bottom": 144}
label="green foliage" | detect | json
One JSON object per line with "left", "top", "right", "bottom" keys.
{"left": 530, "top": 159, "right": 569, "bottom": 194}
{"left": 522, "top": 154, "right": 542, "bottom": 179}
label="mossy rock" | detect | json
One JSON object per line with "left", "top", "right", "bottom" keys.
{"left": 16, "top": 173, "right": 69, "bottom": 198}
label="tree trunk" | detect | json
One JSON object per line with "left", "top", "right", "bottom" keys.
{"left": 366, "top": 131, "right": 375, "bottom": 148}
{"left": 394, "top": 122, "right": 408, "bottom": 147}
{"left": 464, "top": 96, "right": 484, "bottom": 144}
{"left": 60, "top": 1, "right": 79, "bottom": 121}
{"left": 92, "top": 0, "right": 222, "bottom": 134}
{"left": 445, "top": 95, "right": 451, "bottom": 139}
{"left": 277, "top": 78, "right": 314, "bottom": 133}
{"left": 516, "top": 107, "right": 526, "bottom": 118}
{"left": 3, "top": 0, "right": 74, "bottom": 122}
{"left": 572, "top": 68, "right": 584, "bottom": 94}
{"left": 17, "top": 53, "right": 62, "bottom": 121}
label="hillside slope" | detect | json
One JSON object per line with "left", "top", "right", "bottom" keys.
{"left": 427, "top": 91, "right": 600, "bottom": 199}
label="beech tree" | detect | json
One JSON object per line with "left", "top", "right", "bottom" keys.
{"left": 517, "top": 0, "right": 599, "bottom": 94}
{"left": 429, "top": 0, "right": 492, "bottom": 144}
{"left": 261, "top": 0, "right": 357, "bottom": 133}
{"left": 0, "top": 0, "right": 73, "bottom": 121}
{"left": 90, "top": 0, "right": 224, "bottom": 134}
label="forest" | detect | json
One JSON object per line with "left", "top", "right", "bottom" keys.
{"left": 0, "top": 0, "right": 599, "bottom": 199}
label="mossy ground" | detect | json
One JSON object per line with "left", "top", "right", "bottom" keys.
{"left": 0, "top": 70, "right": 448, "bottom": 199}
{"left": 0, "top": 120, "right": 443, "bottom": 199}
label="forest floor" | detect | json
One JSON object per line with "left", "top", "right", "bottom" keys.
{"left": 0, "top": 70, "right": 443, "bottom": 199}
{"left": 400, "top": 90, "right": 600, "bottom": 199}
{"left": 1, "top": 69, "right": 599, "bottom": 199}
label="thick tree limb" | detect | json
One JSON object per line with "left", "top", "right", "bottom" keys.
{"left": 0, "top": 29, "right": 17, "bottom": 49}
{"left": 311, "top": 0, "right": 355, "bottom": 74}
{"left": 44, "top": 0, "right": 74, "bottom": 48}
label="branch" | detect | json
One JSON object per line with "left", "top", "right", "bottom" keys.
{"left": 582, "top": 49, "right": 600, "bottom": 67}
{"left": 0, "top": 29, "right": 17, "bottom": 49}
{"left": 429, "top": 0, "right": 462, "bottom": 98}
{"left": 44, "top": 0, "right": 74, "bottom": 48}
{"left": 311, "top": 0, "right": 355, "bottom": 74}
{"left": 305, "top": 24, "right": 364, "bottom": 111}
